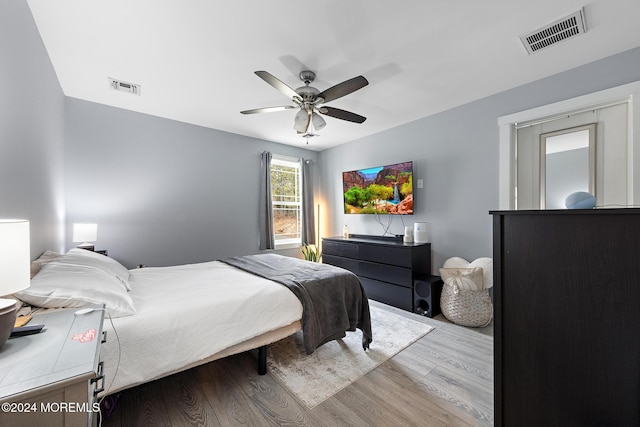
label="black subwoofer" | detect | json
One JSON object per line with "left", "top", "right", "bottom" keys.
{"left": 414, "top": 276, "right": 443, "bottom": 317}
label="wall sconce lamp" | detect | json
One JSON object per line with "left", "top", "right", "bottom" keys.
{"left": 0, "top": 219, "right": 30, "bottom": 349}
{"left": 72, "top": 223, "right": 97, "bottom": 251}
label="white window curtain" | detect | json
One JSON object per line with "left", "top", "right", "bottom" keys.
{"left": 259, "top": 151, "right": 275, "bottom": 250}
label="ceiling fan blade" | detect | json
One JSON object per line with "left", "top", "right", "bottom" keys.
{"left": 319, "top": 106, "right": 367, "bottom": 123}
{"left": 317, "top": 75, "right": 368, "bottom": 103}
{"left": 240, "top": 105, "right": 295, "bottom": 115}
{"left": 255, "top": 71, "right": 300, "bottom": 100}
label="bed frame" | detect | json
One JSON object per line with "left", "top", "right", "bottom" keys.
{"left": 105, "top": 320, "right": 302, "bottom": 396}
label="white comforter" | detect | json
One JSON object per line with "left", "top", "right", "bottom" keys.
{"left": 100, "top": 260, "right": 303, "bottom": 395}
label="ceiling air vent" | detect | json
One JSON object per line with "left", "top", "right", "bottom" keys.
{"left": 108, "top": 77, "right": 141, "bottom": 95}
{"left": 520, "top": 9, "right": 586, "bottom": 55}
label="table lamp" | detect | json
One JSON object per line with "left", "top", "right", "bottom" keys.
{"left": 0, "top": 219, "right": 30, "bottom": 349}
{"left": 72, "top": 223, "right": 97, "bottom": 251}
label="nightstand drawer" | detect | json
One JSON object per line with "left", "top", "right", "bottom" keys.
{"left": 0, "top": 380, "right": 98, "bottom": 426}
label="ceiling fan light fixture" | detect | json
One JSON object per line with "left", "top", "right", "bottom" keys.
{"left": 311, "top": 112, "right": 326, "bottom": 131}
{"left": 242, "top": 70, "right": 368, "bottom": 134}
{"left": 294, "top": 109, "right": 310, "bottom": 133}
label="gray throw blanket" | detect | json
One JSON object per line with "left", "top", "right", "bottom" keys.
{"left": 221, "top": 253, "right": 372, "bottom": 355}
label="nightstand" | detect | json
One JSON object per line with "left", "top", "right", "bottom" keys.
{"left": 0, "top": 307, "right": 105, "bottom": 426}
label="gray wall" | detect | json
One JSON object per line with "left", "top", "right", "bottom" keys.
{"left": 4, "top": 0, "right": 640, "bottom": 272}
{"left": 319, "top": 46, "right": 640, "bottom": 273}
{"left": 0, "top": 0, "right": 65, "bottom": 259}
{"left": 64, "top": 99, "right": 318, "bottom": 268}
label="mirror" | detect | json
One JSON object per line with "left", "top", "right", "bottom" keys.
{"left": 539, "top": 123, "right": 596, "bottom": 209}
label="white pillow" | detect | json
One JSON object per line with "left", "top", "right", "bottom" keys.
{"left": 58, "top": 248, "right": 131, "bottom": 291}
{"left": 443, "top": 257, "right": 493, "bottom": 289}
{"left": 30, "top": 250, "right": 62, "bottom": 278}
{"left": 17, "top": 262, "right": 136, "bottom": 318}
{"left": 440, "top": 267, "right": 485, "bottom": 291}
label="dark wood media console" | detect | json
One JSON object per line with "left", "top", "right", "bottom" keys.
{"left": 322, "top": 234, "right": 440, "bottom": 315}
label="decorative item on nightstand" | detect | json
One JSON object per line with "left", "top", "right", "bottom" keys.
{"left": 73, "top": 223, "right": 97, "bottom": 251}
{"left": 0, "top": 219, "right": 30, "bottom": 349}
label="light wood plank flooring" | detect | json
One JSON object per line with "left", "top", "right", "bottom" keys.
{"left": 102, "top": 300, "right": 493, "bottom": 426}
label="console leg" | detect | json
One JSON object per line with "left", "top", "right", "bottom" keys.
{"left": 258, "top": 345, "right": 267, "bottom": 375}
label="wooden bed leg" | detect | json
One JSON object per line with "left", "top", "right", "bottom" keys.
{"left": 258, "top": 345, "right": 267, "bottom": 375}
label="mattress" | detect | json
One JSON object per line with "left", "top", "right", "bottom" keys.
{"left": 99, "top": 260, "right": 303, "bottom": 396}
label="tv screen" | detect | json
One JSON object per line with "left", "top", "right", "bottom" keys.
{"left": 343, "top": 161, "right": 413, "bottom": 214}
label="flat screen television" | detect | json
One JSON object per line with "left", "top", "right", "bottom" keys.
{"left": 342, "top": 161, "right": 413, "bottom": 214}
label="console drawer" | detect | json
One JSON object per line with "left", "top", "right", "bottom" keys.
{"left": 360, "top": 277, "right": 413, "bottom": 312}
{"left": 359, "top": 244, "right": 412, "bottom": 268}
{"left": 358, "top": 260, "right": 412, "bottom": 287}
{"left": 322, "top": 240, "right": 358, "bottom": 259}
{"left": 323, "top": 254, "right": 359, "bottom": 275}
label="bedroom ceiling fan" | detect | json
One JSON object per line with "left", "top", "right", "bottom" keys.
{"left": 241, "top": 70, "right": 368, "bottom": 134}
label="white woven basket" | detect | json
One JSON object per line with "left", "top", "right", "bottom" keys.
{"left": 440, "top": 280, "right": 493, "bottom": 327}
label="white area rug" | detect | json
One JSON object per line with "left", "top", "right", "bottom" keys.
{"left": 267, "top": 304, "right": 434, "bottom": 408}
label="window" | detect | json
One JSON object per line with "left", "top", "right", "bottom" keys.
{"left": 270, "top": 156, "right": 302, "bottom": 248}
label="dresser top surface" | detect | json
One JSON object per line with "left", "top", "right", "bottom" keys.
{"left": 323, "top": 234, "right": 430, "bottom": 247}
{"left": 490, "top": 207, "right": 640, "bottom": 216}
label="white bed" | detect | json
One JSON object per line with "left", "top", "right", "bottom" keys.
{"left": 17, "top": 249, "right": 371, "bottom": 397}
{"left": 100, "top": 260, "right": 303, "bottom": 395}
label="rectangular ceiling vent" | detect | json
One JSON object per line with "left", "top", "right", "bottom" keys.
{"left": 520, "top": 9, "right": 586, "bottom": 55}
{"left": 108, "top": 77, "right": 141, "bottom": 95}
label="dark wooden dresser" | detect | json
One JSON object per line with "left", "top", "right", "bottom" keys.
{"left": 491, "top": 209, "right": 640, "bottom": 426}
{"left": 322, "top": 234, "right": 434, "bottom": 313}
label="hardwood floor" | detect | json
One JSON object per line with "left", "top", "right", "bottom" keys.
{"left": 101, "top": 301, "right": 493, "bottom": 426}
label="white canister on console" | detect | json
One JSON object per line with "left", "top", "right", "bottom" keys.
{"left": 413, "top": 222, "right": 429, "bottom": 244}
{"left": 403, "top": 226, "right": 413, "bottom": 243}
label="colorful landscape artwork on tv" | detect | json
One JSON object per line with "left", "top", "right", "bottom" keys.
{"left": 342, "top": 161, "right": 413, "bottom": 215}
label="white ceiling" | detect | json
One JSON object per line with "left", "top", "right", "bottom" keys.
{"left": 26, "top": 0, "right": 640, "bottom": 151}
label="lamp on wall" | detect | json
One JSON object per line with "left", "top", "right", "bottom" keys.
{"left": 0, "top": 219, "right": 30, "bottom": 349}
{"left": 73, "top": 223, "right": 97, "bottom": 251}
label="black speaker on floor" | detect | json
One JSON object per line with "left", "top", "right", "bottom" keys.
{"left": 414, "top": 276, "right": 443, "bottom": 317}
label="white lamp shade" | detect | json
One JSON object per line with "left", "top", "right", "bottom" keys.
{"left": 0, "top": 219, "right": 30, "bottom": 296}
{"left": 73, "top": 223, "right": 97, "bottom": 243}
{"left": 294, "top": 109, "right": 310, "bottom": 133}
{"left": 311, "top": 112, "right": 326, "bottom": 130}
